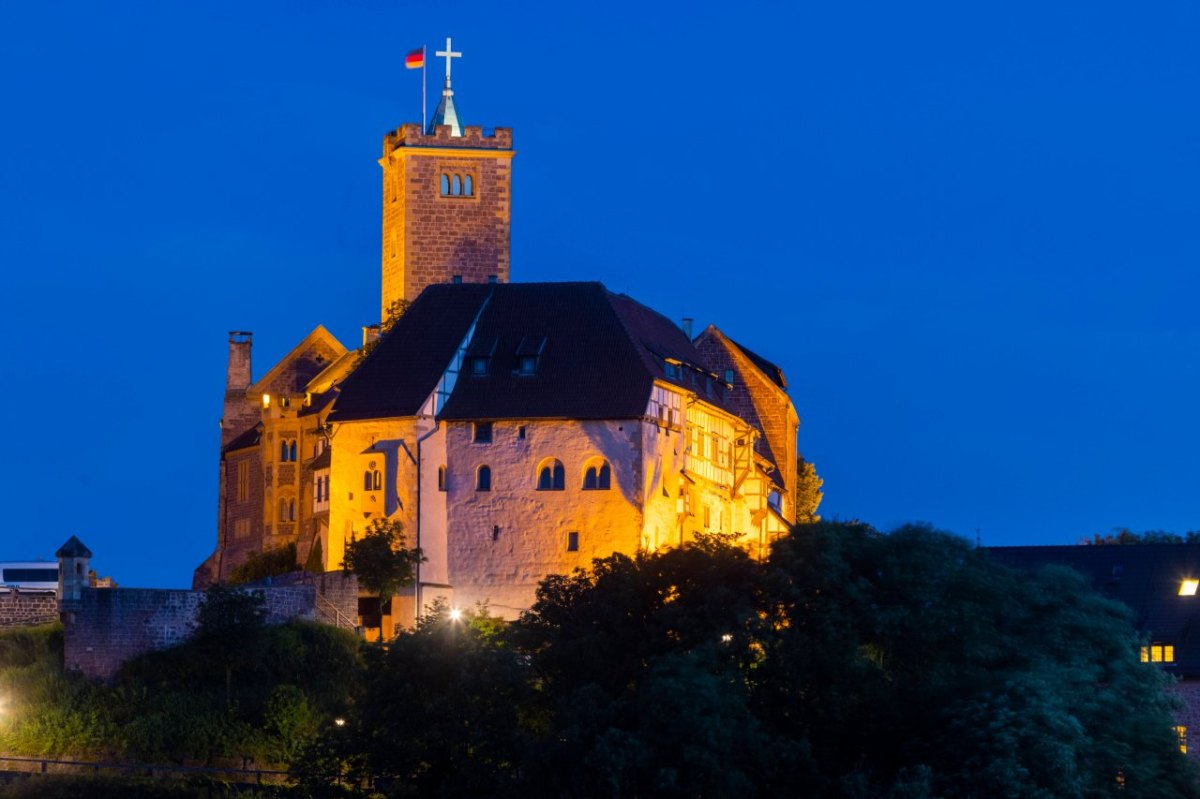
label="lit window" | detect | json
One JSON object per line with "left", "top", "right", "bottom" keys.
{"left": 476, "top": 465, "right": 492, "bottom": 492}
{"left": 583, "top": 462, "right": 611, "bottom": 490}
{"left": 1180, "top": 579, "right": 1198, "bottom": 596}
{"left": 567, "top": 531, "right": 579, "bottom": 552}
{"left": 474, "top": 422, "right": 493, "bottom": 443}
{"left": 262, "top": 393, "right": 271, "bottom": 409}
{"left": 1177, "top": 726, "right": 1188, "bottom": 755}
{"left": 537, "top": 460, "right": 565, "bottom": 491}
{"left": 1140, "top": 644, "right": 1176, "bottom": 663}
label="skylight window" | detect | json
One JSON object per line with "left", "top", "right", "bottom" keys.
{"left": 1181, "top": 579, "right": 1198, "bottom": 597}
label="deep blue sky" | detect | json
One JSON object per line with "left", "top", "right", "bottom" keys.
{"left": 3, "top": 2, "right": 1198, "bottom": 588}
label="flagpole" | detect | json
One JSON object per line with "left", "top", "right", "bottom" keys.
{"left": 421, "top": 45, "right": 427, "bottom": 132}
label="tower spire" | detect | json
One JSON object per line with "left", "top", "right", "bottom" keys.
{"left": 427, "top": 36, "right": 463, "bottom": 136}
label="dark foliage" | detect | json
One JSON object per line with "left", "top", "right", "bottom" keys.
{"left": 229, "top": 543, "right": 301, "bottom": 584}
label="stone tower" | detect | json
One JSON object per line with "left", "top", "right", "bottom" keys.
{"left": 55, "top": 535, "right": 92, "bottom": 609}
{"left": 220, "top": 331, "right": 257, "bottom": 449}
{"left": 378, "top": 44, "right": 514, "bottom": 320}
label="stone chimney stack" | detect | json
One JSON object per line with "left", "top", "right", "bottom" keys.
{"left": 362, "top": 324, "right": 382, "bottom": 347}
{"left": 221, "top": 332, "right": 259, "bottom": 449}
{"left": 56, "top": 535, "right": 93, "bottom": 612}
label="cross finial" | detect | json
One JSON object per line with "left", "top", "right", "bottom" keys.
{"left": 435, "top": 37, "right": 461, "bottom": 88}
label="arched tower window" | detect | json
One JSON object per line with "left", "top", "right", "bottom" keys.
{"left": 364, "top": 470, "right": 381, "bottom": 491}
{"left": 464, "top": 175, "right": 474, "bottom": 196}
{"left": 537, "top": 459, "right": 565, "bottom": 491}
{"left": 476, "top": 465, "right": 492, "bottom": 492}
{"left": 583, "top": 460, "right": 612, "bottom": 490}
{"left": 440, "top": 174, "right": 450, "bottom": 195}
{"left": 451, "top": 174, "right": 462, "bottom": 196}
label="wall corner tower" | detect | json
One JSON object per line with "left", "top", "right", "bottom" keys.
{"left": 379, "top": 40, "right": 514, "bottom": 320}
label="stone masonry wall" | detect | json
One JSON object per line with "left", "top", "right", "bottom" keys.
{"left": 0, "top": 592, "right": 58, "bottom": 628}
{"left": 1172, "top": 681, "right": 1200, "bottom": 760}
{"left": 63, "top": 585, "right": 316, "bottom": 679}
{"left": 380, "top": 123, "right": 513, "bottom": 317}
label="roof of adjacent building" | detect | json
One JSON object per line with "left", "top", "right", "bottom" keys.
{"left": 987, "top": 544, "right": 1200, "bottom": 678}
{"left": 222, "top": 424, "right": 262, "bottom": 454}
{"left": 328, "top": 281, "right": 747, "bottom": 424}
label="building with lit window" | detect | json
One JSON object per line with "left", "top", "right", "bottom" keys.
{"left": 988, "top": 544, "right": 1200, "bottom": 759}
{"left": 193, "top": 55, "right": 808, "bottom": 627}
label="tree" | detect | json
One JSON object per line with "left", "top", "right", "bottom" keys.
{"left": 192, "top": 585, "right": 268, "bottom": 707}
{"left": 341, "top": 518, "right": 423, "bottom": 638}
{"left": 228, "top": 542, "right": 299, "bottom": 584}
{"left": 795, "top": 455, "right": 824, "bottom": 522}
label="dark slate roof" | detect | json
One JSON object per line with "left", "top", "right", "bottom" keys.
{"left": 328, "top": 284, "right": 492, "bottom": 422}
{"left": 222, "top": 424, "right": 262, "bottom": 454}
{"left": 55, "top": 535, "right": 92, "bottom": 558}
{"left": 329, "top": 282, "right": 740, "bottom": 423}
{"left": 987, "top": 544, "right": 1200, "bottom": 678}
{"left": 730, "top": 338, "right": 787, "bottom": 389}
{"left": 309, "top": 447, "right": 331, "bottom": 470}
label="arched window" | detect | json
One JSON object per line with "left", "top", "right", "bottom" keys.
{"left": 537, "top": 459, "right": 565, "bottom": 491}
{"left": 440, "top": 174, "right": 450, "bottom": 195}
{"left": 464, "top": 175, "right": 474, "bottom": 196}
{"left": 288, "top": 500, "right": 296, "bottom": 521}
{"left": 280, "top": 498, "right": 289, "bottom": 521}
{"left": 476, "top": 465, "right": 492, "bottom": 492}
{"left": 289, "top": 441, "right": 297, "bottom": 462}
{"left": 438, "top": 466, "right": 447, "bottom": 492}
{"left": 451, "top": 174, "right": 462, "bottom": 196}
{"left": 583, "top": 461, "right": 612, "bottom": 490}
{"left": 281, "top": 441, "right": 289, "bottom": 461}
{"left": 364, "top": 470, "right": 381, "bottom": 491}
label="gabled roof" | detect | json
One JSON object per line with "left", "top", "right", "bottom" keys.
{"left": 328, "top": 284, "right": 492, "bottom": 422}
{"left": 222, "top": 424, "right": 262, "bottom": 454}
{"left": 729, "top": 337, "right": 787, "bottom": 390}
{"left": 329, "top": 282, "right": 742, "bottom": 424}
{"left": 987, "top": 544, "right": 1200, "bottom": 678}
{"left": 248, "top": 325, "right": 347, "bottom": 397}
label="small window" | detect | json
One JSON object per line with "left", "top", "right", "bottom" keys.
{"left": 440, "top": 174, "right": 450, "bottom": 195}
{"left": 452, "top": 275, "right": 463, "bottom": 284}
{"left": 464, "top": 175, "right": 474, "bottom": 196}
{"left": 476, "top": 465, "right": 492, "bottom": 492}
{"left": 451, "top": 174, "right": 462, "bottom": 195}
{"left": 469, "top": 356, "right": 489, "bottom": 376}
{"left": 583, "top": 462, "right": 611, "bottom": 490}
{"left": 518, "top": 355, "right": 538, "bottom": 376}
{"left": 1177, "top": 725, "right": 1188, "bottom": 755}
{"left": 1180, "top": 579, "right": 1198, "bottom": 596}
{"left": 492, "top": 525, "right": 500, "bottom": 541}
{"left": 438, "top": 466, "right": 447, "bottom": 492}
{"left": 537, "top": 460, "right": 565, "bottom": 491}
{"left": 474, "top": 422, "right": 493, "bottom": 443}
{"left": 567, "top": 531, "right": 579, "bottom": 552}
{"left": 364, "top": 470, "right": 381, "bottom": 491}
{"left": 518, "top": 426, "right": 527, "bottom": 440}
{"left": 1141, "top": 644, "right": 1176, "bottom": 663}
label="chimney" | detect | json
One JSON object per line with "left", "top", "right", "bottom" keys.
{"left": 681, "top": 318, "right": 694, "bottom": 339}
{"left": 362, "top": 324, "right": 382, "bottom": 347}
{"left": 226, "top": 331, "right": 253, "bottom": 392}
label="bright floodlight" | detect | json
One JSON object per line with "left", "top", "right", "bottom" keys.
{"left": 334, "top": 717, "right": 346, "bottom": 727}
{"left": 1180, "top": 579, "right": 1199, "bottom": 597}
{"left": 449, "top": 608, "right": 463, "bottom": 621}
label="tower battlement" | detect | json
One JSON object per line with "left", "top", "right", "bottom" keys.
{"left": 383, "top": 123, "right": 513, "bottom": 155}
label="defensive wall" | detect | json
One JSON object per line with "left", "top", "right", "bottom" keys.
{"left": 0, "top": 591, "right": 58, "bottom": 628}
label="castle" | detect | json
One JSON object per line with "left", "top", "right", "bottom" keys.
{"left": 194, "top": 48, "right": 808, "bottom": 624}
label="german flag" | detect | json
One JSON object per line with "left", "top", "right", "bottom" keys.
{"left": 405, "top": 48, "right": 425, "bottom": 69}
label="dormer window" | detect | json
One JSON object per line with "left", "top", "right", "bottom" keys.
{"left": 515, "top": 336, "right": 546, "bottom": 377}
{"left": 466, "top": 336, "right": 497, "bottom": 377}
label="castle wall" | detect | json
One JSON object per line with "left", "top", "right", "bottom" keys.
{"left": 63, "top": 586, "right": 317, "bottom": 679}
{"left": 0, "top": 592, "right": 58, "bottom": 628}
{"left": 1172, "top": 681, "right": 1200, "bottom": 760}
{"left": 444, "top": 419, "right": 644, "bottom": 618}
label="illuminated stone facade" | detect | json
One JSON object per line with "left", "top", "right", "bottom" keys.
{"left": 195, "top": 104, "right": 806, "bottom": 623}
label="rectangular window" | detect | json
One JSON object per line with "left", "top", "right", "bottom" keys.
{"left": 236, "top": 462, "right": 249, "bottom": 502}
{"left": 1140, "top": 644, "right": 1176, "bottom": 663}
{"left": 518, "top": 425, "right": 527, "bottom": 440}
{"left": 567, "top": 531, "right": 580, "bottom": 552}
{"left": 1177, "top": 726, "right": 1188, "bottom": 755}
{"left": 474, "top": 422, "right": 493, "bottom": 443}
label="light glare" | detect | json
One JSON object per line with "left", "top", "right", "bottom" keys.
{"left": 1180, "top": 579, "right": 1198, "bottom": 597}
